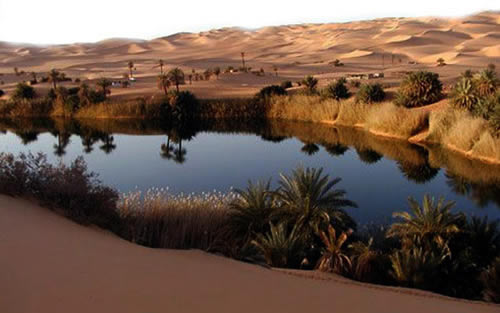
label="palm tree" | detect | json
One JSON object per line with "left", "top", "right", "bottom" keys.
{"left": 228, "top": 180, "right": 274, "bottom": 243}
{"left": 480, "top": 257, "right": 500, "bottom": 303}
{"left": 316, "top": 225, "right": 352, "bottom": 274}
{"left": 436, "top": 58, "right": 446, "bottom": 67}
{"left": 96, "top": 78, "right": 112, "bottom": 99}
{"left": 157, "top": 74, "right": 171, "bottom": 96}
{"left": 158, "top": 59, "right": 164, "bottom": 74}
{"left": 173, "top": 145, "right": 187, "bottom": 164}
{"left": 450, "top": 77, "right": 478, "bottom": 110}
{"left": 241, "top": 52, "right": 246, "bottom": 71}
{"left": 160, "top": 136, "right": 174, "bottom": 160}
{"left": 251, "top": 222, "right": 305, "bottom": 268}
{"left": 272, "top": 65, "right": 278, "bottom": 76}
{"left": 474, "top": 69, "right": 498, "bottom": 98}
{"left": 99, "top": 133, "right": 116, "bottom": 154}
{"left": 48, "top": 69, "right": 61, "bottom": 90}
{"left": 128, "top": 61, "right": 134, "bottom": 78}
{"left": 78, "top": 83, "right": 91, "bottom": 106}
{"left": 53, "top": 132, "right": 70, "bottom": 157}
{"left": 213, "top": 67, "right": 221, "bottom": 80}
{"left": 302, "top": 75, "right": 318, "bottom": 93}
{"left": 167, "top": 68, "right": 185, "bottom": 92}
{"left": 387, "top": 195, "right": 462, "bottom": 247}
{"left": 274, "top": 166, "right": 357, "bottom": 237}
{"left": 349, "top": 238, "right": 381, "bottom": 282}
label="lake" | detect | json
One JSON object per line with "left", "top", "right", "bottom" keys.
{"left": 1, "top": 118, "right": 499, "bottom": 225}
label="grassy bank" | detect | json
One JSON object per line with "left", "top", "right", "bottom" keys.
{"left": 0, "top": 152, "right": 499, "bottom": 303}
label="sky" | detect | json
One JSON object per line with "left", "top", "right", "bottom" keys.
{"left": 0, "top": 0, "right": 498, "bottom": 45}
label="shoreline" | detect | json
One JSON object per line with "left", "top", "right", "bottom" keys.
{"left": 1, "top": 194, "right": 498, "bottom": 313}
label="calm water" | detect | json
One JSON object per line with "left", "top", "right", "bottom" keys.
{"left": 1, "top": 118, "right": 499, "bottom": 224}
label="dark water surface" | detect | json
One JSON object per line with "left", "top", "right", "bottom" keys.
{"left": 1, "top": 118, "right": 499, "bottom": 224}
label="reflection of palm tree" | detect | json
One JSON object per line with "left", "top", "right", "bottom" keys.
{"left": 53, "top": 132, "right": 70, "bottom": 157}
{"left": 173, "top": 141, "right": 187, "bottom": 164}
{"left": 16, "top": 131, "right": 39, "bottom": 145}
{"left": 398, "top": 161, "right": 439, "bottom": 184}
{"left": 99, "top": 133, "right": 116, "bottom": 154}
{"left": 324, "top": 144, "right": 349, "bottom": 157}
{"left": 81, "top": 135, "right": 97, "bottom": 154}
{"left": 160, "top": 136, "right": 174, "bottom": 160}
{"left": 445, "top": 172, "right": 471, "bottom": 196}
{"left": 356, "top": 148, "right": 382, "bottom": 164}
{"left": 301, "top": 143, "right": 319, "bottom": 156}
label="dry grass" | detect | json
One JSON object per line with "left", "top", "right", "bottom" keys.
{"left": 443, "top": 113, "right": 488, "bottom": 151}
{"left": 75, "top": 97, "right": 163, "bottom": 119}
{"left": 364, "top": 102, "right": 428, "bottom": 139}
{"left": 118, "top": 188, "right": 234, "bottom": 250}
{"left": 335, "top": 99, "right": 371, "bottom": 126}
{"left": 267, "top": 94, "right": 339, "bottom": 122}
{"left": 471, "top": 131, "right": 500, "bottom": 161}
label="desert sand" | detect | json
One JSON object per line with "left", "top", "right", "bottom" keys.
{"left": 0, "top": 195, "right": 498, "bottom": 313}
{"left": 0, "top": 12, "right": 499, "bottom": 99}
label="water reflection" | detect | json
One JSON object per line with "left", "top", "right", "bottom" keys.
{"left": 0, "top": 117, "right": 499, "bottom": 212}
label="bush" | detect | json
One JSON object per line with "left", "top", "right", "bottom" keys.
{"left": 481, "top": 257, "right": 500, "bottom": 303}
{"left": 0, "top": 153, "right": 121, "bottom": 232}
{"left": 0, "top": 89, "right": 4, "bottom": 97}
{"left": 450, "top": 77, "right": 478, "bottom": 111}
{"left": 12, "top": 83, "right": 36, "bottom": 100}
{"left": 302, "top": 75, "right": 318, "bottom": 93}
{"left": 395, "top": 71, "right": 443, "bottom": 108}
{"left": 356, "top": 83, "right": 386, "bottom": 103}
{"left": 255, "top": 85, "right": 287, "bottom": 104}
{"left": 322, "top": 78, "right": 350, "bottom": 101}
{"left": 280, "top": 80, "right": 293, "bottom": 89}
{"left": 168, "top": 90, "right": 199, "bottom": 121}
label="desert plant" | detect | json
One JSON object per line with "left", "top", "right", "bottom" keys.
{"left": 12, "top": 82, "right": 35, "bottom": 100}
{"left": 255, "top": 85, "right": 287, "bottom": 103}
{"left": 158, "top": 59, "right": 164, "bottom": 74}
{"left": 349, "top": 238, "right": 385, "bottom": 282}
{"left": 356, "top": 83, "right": 386, "bottom": 103}
{"left": 228, "top": 180, "right": 274, "bottom": 244}
{"left": 48, "top": 69, "right": 61, "bottom": 90}
{"left": 474, "top": 68, "right": 498, "bottom": 98}
{"left": 323, "top": 78, "right": 350, "bottom": 101}
{"left": 389, "top": 246, "right": 449, "bottom": 289}
{"left": 167, "top": 68, "right": 185, "bottom": 92}
{"left": 128, "top": 61, "right": 134, "bottom": 78}
{"left": 274, "top": 166, "right": 357, "bottom": 237}
{"left": 395, "top": 71, "right": 443, "bottom": 108}
{"left": 157, "top": 74, "right": 171, "bottom": 96}
{"left": 316, "top": 224, "right": 352, "bottom": 274}
{"left": 480, "top": 257, "right": 500, "bottom": 303}
{"left": 302, "top": 76, "right": 318, "bottom": 93}
{"left": 450, "top": 77, "right": 479, "bottom": 110}
{"left": 437, "top": 58, "right": 446, "bottom": 67}
{"left": 280, "top": 81, "right": 293, "bottom": 89}
{"left": 168, "top": 90, "right": 199, "bottom": 121}
{"left": 96, "top": 78, "right": 112, "bottom": 99}
{"left": 252, "top": 222, "right": 305, "bottom": 268}
{"left": 213, "top": 67, "right": 221, "bottom": 79}
{"left": 387, "top": 195, "right": 462, "bottom": 248}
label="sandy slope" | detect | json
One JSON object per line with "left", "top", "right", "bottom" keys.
{"left": 0, "top": 195, "right": 498, "bottom": 313}
{"left": 0, "top": 12, "right": 498, "bottom": 98}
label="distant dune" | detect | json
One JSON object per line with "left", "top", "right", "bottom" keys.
{"left": 0, "top": 11, "right": 498, "bottom": 98}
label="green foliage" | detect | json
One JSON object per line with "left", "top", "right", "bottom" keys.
{"left": 322, "top": 78, "right": 350, "bottom": 101}
{"left": 316, "top": 225, "right": 352, "bottom": 274}
{"left": 12, "top": 83, "right": 35, "bottom": 100}
{"left": 96, "top": 78, "right": 112, "bottom": 99}
{"left": 450, "top": 77, "right": 479, "bottom": 110}
{"left": 228, "top": 180, "right": 274, "bottom": 244}
{"left": 167, "top": 68, "right": 185, "bottom": 92}
{"left": 274, "top": 166, "right": 357, "bottom": 238}
{"left": 475, "top": 69, "right": 498, "bottom": 98}
{"left": 255, "top": 85, "right": 287, "bottom": 103}
{"left": 302, "top": 75, "right": 318, "bottom": 93}
{"left": 168, "top": 90, "right": 199, "bottom": 121}
{"left": 356, "top": 83, "right": 386, "bottom": 103}
{"left": 481, "top": 257, "right": 500, "bottom": 303}
{"left": 252, "top": 222, "right": 306, "bottom": 268}
{"left": 280, "top": 80, "right": 293, "bottom": 89}
{"left": 395, "top": 71, "right": 443, "bottom": 108}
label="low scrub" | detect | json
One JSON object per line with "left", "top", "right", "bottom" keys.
{"left": 395, "top": 71, "right": 443, "bottom": 108}
{"left": 267, "top": 94, "right": 339, "bottom": 122}
{"left": 364, "top": 102, "right": 428, "bottom": 138}
{"left": 356, "top": 83, "right": 386, "bottom": 104}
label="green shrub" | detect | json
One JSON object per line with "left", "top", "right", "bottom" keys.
{"left": 255, "top": 85, "right": 287, "bottom": 104}
{"left": 322, "top": 78, "right": 350, "bottom": 101}
{"left": 450, "top": 77, "right": 479, "bottom": 111}
{"left": 12, "top": 83, "right": 36, "bottom": 100}
{"left": 395, "top": 71, "right": 443, "bottom": 108}
{"left": 168, "top": 90, "right": 199, "bottom": 121}
{"left": 490, "top": 103, "right": 500, "bottom": 136}
{"left": 302, "top": 75, "right": 318, "bottom": 93}
{"left": 475, "top": 69, "right": 498, "bottom": 98}
{"left": 280, "top": 80, "right": 293, "bottom": 89}
{"left": 356, "top": 83, "right": 386, "bottom": 103}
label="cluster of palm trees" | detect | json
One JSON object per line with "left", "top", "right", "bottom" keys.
{"left": 226, "top": 166, "right": 500, "bottom": 302}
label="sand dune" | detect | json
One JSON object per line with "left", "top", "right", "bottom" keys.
{"left": 0, "top": 195, "right": 498, "bottom": 313}
{"left": 0, "top": 12, "right": 498, "bottom": 98}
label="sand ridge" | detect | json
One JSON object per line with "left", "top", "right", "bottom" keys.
{"left": 0, "top": 195, "right": 498, "bottom": 313}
